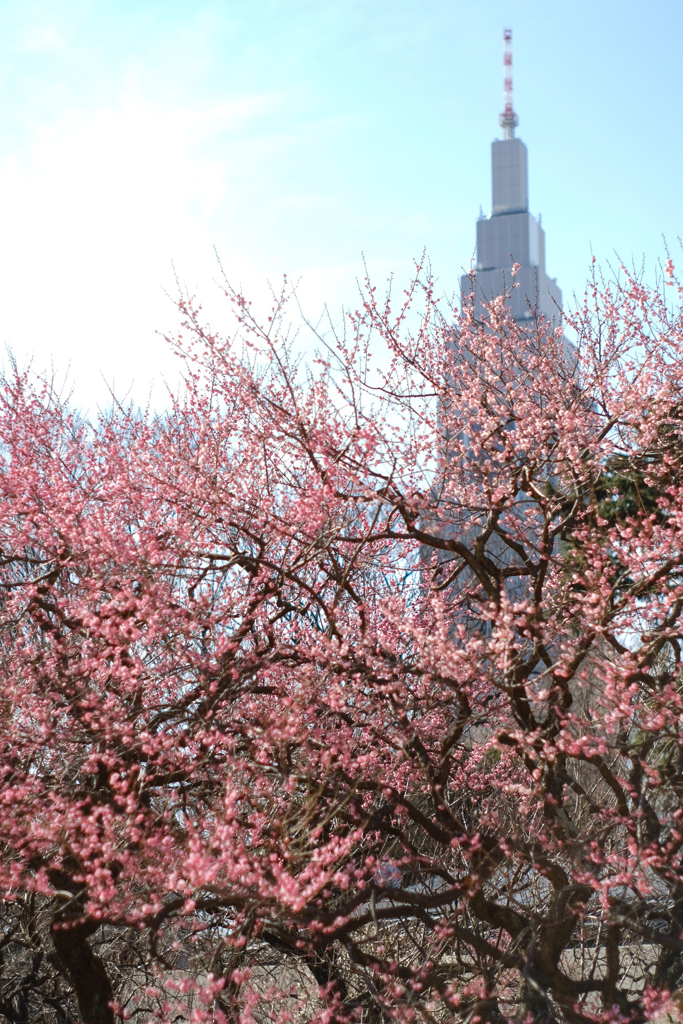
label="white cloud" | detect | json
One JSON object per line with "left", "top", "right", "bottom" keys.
{"left": 17, "top": 22, "right": 66, "bottom": 53}
{"left": 0, "top": 89, "right": 286, "bottom": 409}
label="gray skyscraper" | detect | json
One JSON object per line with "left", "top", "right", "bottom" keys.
{"left": 460, "top": 30, "right": 562, "bottom": 326}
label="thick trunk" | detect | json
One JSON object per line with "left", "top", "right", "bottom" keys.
{"left": 51, "top": 922, "right": 115, "bottom": 1024}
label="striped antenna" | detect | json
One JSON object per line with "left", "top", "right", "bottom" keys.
{"left": 500, "top": 28, "right": 519, "bottom": 139}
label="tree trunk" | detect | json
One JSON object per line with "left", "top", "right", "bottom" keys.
{"left": 51, "top": 922, "right": 115, "bottom": 1024}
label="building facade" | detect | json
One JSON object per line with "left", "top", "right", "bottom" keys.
{"left": 460, "top": 32, "right": 562, "bottom": 327}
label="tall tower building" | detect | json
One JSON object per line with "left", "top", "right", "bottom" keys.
{"left": 461, "top": 30, "right": 562, "bottom": 325}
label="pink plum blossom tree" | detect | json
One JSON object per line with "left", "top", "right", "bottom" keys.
{"left": 0, "top": 259, "right": 683, "bottom": 1024}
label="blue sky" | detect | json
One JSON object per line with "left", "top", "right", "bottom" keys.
{"left": 0, "top": 0, "right": 680, "bottom": 406}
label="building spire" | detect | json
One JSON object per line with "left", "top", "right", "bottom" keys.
{"left": 499, "top": 28, "right": 518, "bottom": 139}
{"left": 461, "top": 29, "right": 564, "bottom": 329}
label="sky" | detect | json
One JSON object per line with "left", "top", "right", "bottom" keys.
{"left": 0, "top": 0, "right": 680, "bottom": 409}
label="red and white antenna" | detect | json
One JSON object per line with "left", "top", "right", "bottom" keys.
{"left": 500, "top": 28, "right": 519, "bottom": 139}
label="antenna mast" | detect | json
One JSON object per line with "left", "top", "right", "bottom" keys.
{"left": 500, "top": 28, "right": 519, "bottom": 139}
